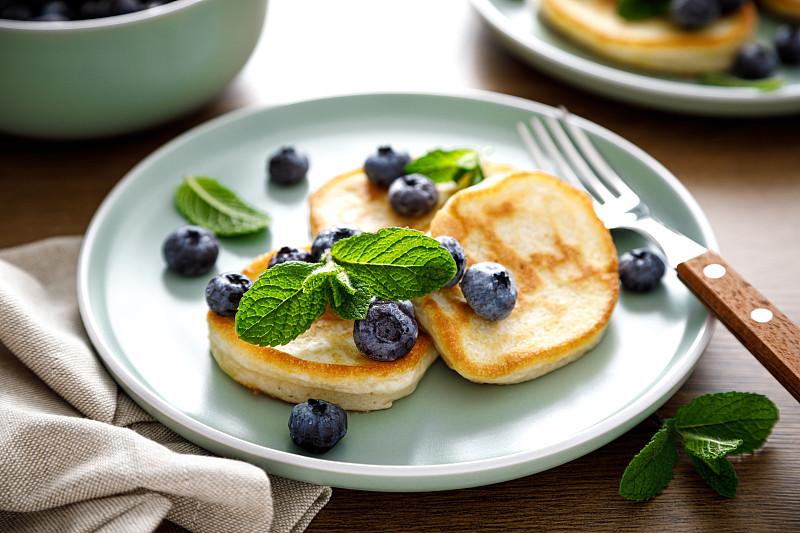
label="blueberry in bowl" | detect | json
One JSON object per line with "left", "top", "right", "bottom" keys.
{"left": 0, "top": 0, "right": 268, "bottom": 139}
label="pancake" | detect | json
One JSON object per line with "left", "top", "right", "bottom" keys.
{"left": 758, "top": 0, "right": 800, "bottom": 19}
{"left": 536, "top": 0, "right": 758, "bottom": 75}
{"left": 207, "top": 251, "right": 439, "bottom": 411}
{"left": 308, "top": 161, "right": 516, "bottom": 236}
{"left": 413, "top": 170, "right": 619, "bottom": 384}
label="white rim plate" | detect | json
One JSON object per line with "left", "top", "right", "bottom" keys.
{"left": 78, "top": 90, "right": 716, "bottom": 491}
{"left": 471, "top": 0, "right": 800, "bottom": 116}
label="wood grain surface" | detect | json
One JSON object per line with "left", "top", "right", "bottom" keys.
{"left": 2, "top": 1, "right": 799, "bottom": 531}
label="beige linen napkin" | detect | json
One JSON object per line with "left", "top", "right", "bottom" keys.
{"left": 0, "top": 236, "right": 332, "bottom": 533}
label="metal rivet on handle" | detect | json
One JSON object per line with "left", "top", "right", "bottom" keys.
{"left": 703, "top": 264, "right": 727, "bottom": 279}
{"left": 751, "top": 308, "right": 774, "bottom": 323}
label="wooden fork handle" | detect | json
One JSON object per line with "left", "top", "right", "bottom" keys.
{"left": 677, "top": 250, "right": 800, "bottom": 402}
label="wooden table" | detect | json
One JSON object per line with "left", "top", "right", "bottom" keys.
{"left": 2, "top": 1, "right": 799, "bottom": 530}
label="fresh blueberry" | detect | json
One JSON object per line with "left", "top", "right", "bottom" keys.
{"left": 775, "top": 25, "right": 800, "bottom": 65}
{"left": 388, "top": 174, "right": 438, "bottom": 217}
{"left": 268, "top": 246, "right": 313, "bottom": 268}
{"left": 715, "top": 0, "right": 746, "bottom": 15}
{"left": 268, "top": 146, "right": 309, "bottom": 186}
{"left": 370, "top": 297, "right": 415, "bottom": 319}
{"left": 670, "top": 0, "right": 719, "bottom": 31}
{"left": 310, "top": 225, "right": 362, "bottom": 262}
{"left": 162, "top": 225, "right": 218, "bottom": 276}
{"left": 435, "top": 235, "right": 467, "bottom": 288}
{"left": 618, "top": 248, "right": 666, "bottom": 292}
{"left": 364, "top": 145, "right": 411, "bottom": 188}
{"left": 459, "top": 262, "right": 517, "bottom": 321}
{"left": 288, "top": 398, "right": 348, "bottom": 454}
{"left": 353, "top": 300, "right": 418, "bottom": 362}
{"left": 205, "top": 272, "right": 252, "bottom": 316}
{"left": 732, "top": 42, "right": 778, "bottom": 80}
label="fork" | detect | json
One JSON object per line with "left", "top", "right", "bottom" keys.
{"left": 517, "top": 107, "right": 800, "bottom": 403}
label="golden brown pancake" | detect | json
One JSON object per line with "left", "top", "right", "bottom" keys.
{"left": 308, "top": 162, "right": 516, "bottom": 236}
{"left": 208, "top": 252, "right": 439, "bottom": 411}
{"left": 413, "top": 170, "right": 619, "bottom": 384}
{"left": 536, "top": 0, "right": 758, "bottom": 75}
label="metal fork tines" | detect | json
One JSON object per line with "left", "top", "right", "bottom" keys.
{"left": 516, "top": 108, "right": 706, "bottom": 268}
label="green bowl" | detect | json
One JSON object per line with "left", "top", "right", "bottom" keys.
{"left": 0, "top": 0, "right": 268, "bottom": 139}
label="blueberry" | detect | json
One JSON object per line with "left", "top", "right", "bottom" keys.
{"left": 268, "top": 146, "right": 309, "bottom": 186}
{"left": 205, "top": 272, "right": 252, "bottom": 316}
{"left": 288, "top": 398, "right": 347, "bottom": 454}
{"left": 670, "top": 0, "right": 719, "bottom": 31}
{"left": 310, "top": 225, "right": 362, "bottom": 262}
{"left": 775, "top": 25, "right": 800, "bottom": 65}
{"left": 353, "top": 300, "right": 418, "bottom": 362}
{"left": 370, "top": 297, "right": 415, "bottom": 319}
{"left": 388, "top": 174, "right": 438, "bottom": 217}
{"left": 435, "top": 235, "right": 467, "bottom": 288}
{"left": 459, "top": 262, "right": 517, "bottom": 321}
{"left": 364, "top": 145, "right": 411, "bottom": 188}
{"left": 732, "top": 43, "right": 778, "bottom": 80}
{"left": 715, "top": 0, "right": 745, "bottom": 15}
{"left": 268, "top": 246, "right": 313, "bottom": 268}
{"left": 618, "top": 248, "right": 666, "bottom": 292}
{"left": 162, "top": 225, "right": 218, "bottom": 276}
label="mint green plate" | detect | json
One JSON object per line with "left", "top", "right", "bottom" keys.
{"left": 78, "top": 91, "right": 716, "bottom": 491}
{"left": 471, "top": 0, "right": 800, "bottom": 116}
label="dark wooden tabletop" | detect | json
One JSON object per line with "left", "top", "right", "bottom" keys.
{"left": 2, "top": 0, "right": 799, "bottom": 531}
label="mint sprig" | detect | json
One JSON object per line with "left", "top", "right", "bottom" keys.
{"left": 404, "top": 147, "right": 490, "bottom": 187}
{"left": 700, "top": 72, "right": 785, "bottom": 92}
{"left": 617, "top": 0, "right": 669, "bottom": 19}
{"left": 175, "top": 176, "right": 271, "bottom": 236}
{"left": 235, "top": 227, "right": 456, "bottom": 347}
{"left": 619, "top": 392, "right": 778, "bottom": 501}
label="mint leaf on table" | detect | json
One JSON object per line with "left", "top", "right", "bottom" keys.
{"left": 617, "top": 0, "right": 669, "bottom": 19}
{"left": 174, "top": 176, "right": 271, "bottom": 236}
{"left": 235, "top": 227, "right": 456, "bottom": 347}
{"left": 687, "top": 454, "right": 739, "bottom": 498}
{"left": 619, "top": 392, "right": 778, "bottom": 501}
{"left": 672, "top": 392, "right": 778, "bottom": 454}
{"left": 235, "top": 261, "right": 329, "bottom": 347}
{"left": 619, "top": 422, "right": 679, "bottom": 501}
{"left": 330, "top": 227, "right": 456, "bottom": 300}
{"left": 404, "top": 147, "right": 489, "bottom": 186}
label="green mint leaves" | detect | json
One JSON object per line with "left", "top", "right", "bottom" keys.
{"left": 619, "top": 392, "right": 778, "bottom": 501}
{"left": 404, "top": 147, "right": 490, "bottom": 187}
{"left": 617, "top": 0, "right": 669, "bottom": 19}
{"left": 700, "top": 72, "right": 785, "bottom": 92}
{"left": 174, "top": 176, "right": 271, "bottom": 236}
{"left": 235, "top": 227, "right": 456, "bottom": 347}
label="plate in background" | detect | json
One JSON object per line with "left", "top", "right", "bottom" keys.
{"left": 78, "top": 90, "right": 716, "bottom": 491}
{"left": 471, "top": 0, "right": 800, "bottom": 116}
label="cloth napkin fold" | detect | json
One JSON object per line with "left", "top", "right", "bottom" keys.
{"left": 0, "top": 236, "right": 331, "bottom": 533}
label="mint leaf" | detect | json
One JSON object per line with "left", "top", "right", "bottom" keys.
{"left": 687, "top": 454, "right": 738, "bottom": 498}
{"left": 330, "top": 227, "right": 456, "bottom": 300}
{"left": 700, "top": 72, "right": 785, "bottom": 91}
{"left": 235, "top": 261, "right": 329, "bottom": 346}
{"left": 175, "top": 176, "right": 271, "bottom": 236}
{"left": 619, "top": 421, "right": 679, "bottom": 501}
{"left": 329, "top": 272, "right": 371, "bottom": 321}
{"left": 680, "top": 433, "right": 743, "bottom": 460}
{"left": 617, "top": 0, "right": 669, "bottom": 19}
{"left": 672, "top": 392, "right": 778, "bottom": 455}
{"left": 404, "top": 147, "right": 489, "bottom": 185}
